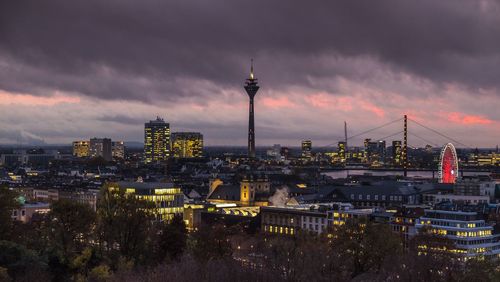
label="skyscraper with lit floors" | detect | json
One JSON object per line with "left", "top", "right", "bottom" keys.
{"left": 144, "top": 117, "right": 171, "bottom": 163}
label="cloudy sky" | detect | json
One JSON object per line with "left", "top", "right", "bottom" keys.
{"left": 0, "top": 0, "right": 499, "bottom": 147}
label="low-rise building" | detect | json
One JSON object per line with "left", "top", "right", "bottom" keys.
{"left": 454, "top": 176, "right": 496, "bottom": 201}
{"left": 11, "top": 202, "right": 50, "bottom": 223}
{"left": 108, "top": 181, "right": 184, "bottom": 221}
{"left": 261, "top": 204, "right": 332, "bottom": 236}
{"left": 327, "top": 208, "right": 373, "bottom": 226}
{"left": 390, "top": 207, "right": 424, "bottom": 248}
{"left": 415, "top": 208, "right": 500, "bottom": 259}
{"left": 434, "top": 194, "right": 490, "bottom": 205}
{"left": 33, "top": 188, "right": 59, "bottom": 202}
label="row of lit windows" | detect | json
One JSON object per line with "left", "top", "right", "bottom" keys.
{"left": 156, "top": 207, "right": 183, "bottom": 214}
{"left": 264, "top": 225, "right": 295, "bottom": 235}
{"left": 420, "top": 219, "right": 484, "bottom": 229}
{"left": 456, "top": 230, "right": 492, "bottom": 238}
{"left": 331, "top": 212, "right": 354, "bottom": 219}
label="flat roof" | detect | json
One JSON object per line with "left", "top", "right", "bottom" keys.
{"left": 115, "top": 181, "right": 175, "bottom": 189}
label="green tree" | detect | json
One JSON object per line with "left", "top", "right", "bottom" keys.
{"left": 0, "top": 240, "right": 48, "bottom": 281}
{"left": 0, "top": 186, "right": 20, "bottom": 240}
{"left": 396, "top": 229, "right": 461, "bottom": 281}
{"left": 190, "top": 224, "right": 233, "bottom": 261}
{"left": 156, "top": 214, "right": 187, "bottom": 262}
{"left": 88, "top": 264, "right": 111, "bottom": 282}
{"left": 0, "top": 266, "right": 10, "bottom": 282}
{"left": 47, "top": 200, "right": 96, "bottom": 260}
{"left": 97, "top": 183, "right": 156, "bottom": 265}
{"left": 330, "top": 219, "right": 402, "bottom": 279}
{"left": 458, "top": 257, "right": 500, "bottom": 282}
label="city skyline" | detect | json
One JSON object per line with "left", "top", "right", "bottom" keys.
{"left": 0, "top": 1, "right": 499, "bottom": 147}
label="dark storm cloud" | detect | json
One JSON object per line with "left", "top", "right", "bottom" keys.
{"left": 1, "top": 0, "right": 500, "bottom": 102}
{"left": 97, "top": 115, "right": 146, "bottom": 125}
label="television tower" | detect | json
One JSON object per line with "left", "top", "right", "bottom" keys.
{"left": 244, "top": 59, "right": 260, "bottom": 158}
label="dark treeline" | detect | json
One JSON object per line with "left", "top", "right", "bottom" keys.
{"left": 1, "top": 184, "right": 500, "bottom": 281}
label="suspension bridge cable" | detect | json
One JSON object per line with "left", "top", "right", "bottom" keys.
{"left": 408, "top": 132, "right": 439, "bottom": 147}
{"left": 407, "top": 118, "right": 472, "bottom": 148}
{"left": 373, "top": 130, "right": 405, "bottom": 142}
{"left": 321, "top": 117, "right": 404, "bottom": 148}
{"left": 347, "top": 117, "right": 404, "bottom": 141}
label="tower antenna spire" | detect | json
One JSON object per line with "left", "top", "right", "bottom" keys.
{"left": 250, "top": 58, "right": 254, "bottom": 80}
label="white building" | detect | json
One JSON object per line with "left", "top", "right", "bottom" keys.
{"left": 434, "top": 194, "right": 490, "bottom": 205}
{"left": 416, "top": 209, "right": 500, "bottom": 259}
{"left": 12, "top": 202, "right": 50, "bottom": 223}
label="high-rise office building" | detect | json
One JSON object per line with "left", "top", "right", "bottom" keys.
{"left": 392, "top": 140, "right": 402, "bottom": 166}
{"left": 144, "top": 117, "right": 170, "bottom": 163}
{"left": 363, "top": 138, "right": 371, "bottom": 162}
{"left": 244, "top": 60, "right": 260, "bottom": 159}
{"left": 377, "top": 140, "right": 386, "bottom": 163}
{"left": 338, "top": 141, "right": 346, "bottom": 163}
{"left": 112, "top": 141, "right": 125, "bottom": 159}
{"left": 171, "top": 132, "right": 203, "bottom": 158}
{"left": 89, "top": 138, "right": 112, "bottom": 161}
{"left": 301, "top": 140, "right": 312, "bottom": 160}
{"left": 280, "top": 147, "right": 290, "bottom": 160}
{"left": 73, "top": 141, "right": 90, "bottom": 157}
{"left": 266, "top": 144, "right": 282, "bottom": 161}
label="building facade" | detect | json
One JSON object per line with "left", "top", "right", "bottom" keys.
{"left": 109, "top": 181, "right": 183, "bottom": 221}
{"left": 112, "top": 141, "right": 125, "bottom": 159}
{"left": 454, "top": 177, "right": 496, "bottom": 200}
{"left": 261, "top": 205, "right": 333, "bottom": 236}
{"left": 415, "top": 209, "right": 500, "bottom": 259}
{"left": 73, "top": 141, "right": 90, "bottom": 157}
{"left": 11, "top": 202, "right": 50, "bottom": 223}
{"left": 90, "top": 138, "right": 112, "bottom": 161}
{"left": 338, "top": 141, "right": 346, "bottom": 163}
{"left": 171, "top": 132, "right": 203, "bottom": 158}
{"left": 301, "top": 140, "right": 312, "bottom": 160}
{"left": 144, "top": 117, "right": 171, "bottom": 163}
{"left": 392, "top": 140, "right": 402, "bottom": 166}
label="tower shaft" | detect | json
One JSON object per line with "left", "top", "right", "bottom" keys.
{"left": 403, "top": 114, "right": 408, "bottom": 177}
{"left": 248, "top": 96, "right": 255, "bottom": 158}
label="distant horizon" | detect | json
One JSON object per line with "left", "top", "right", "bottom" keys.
{"left": 0, "top": 142, "right": 497, "bottom": 151}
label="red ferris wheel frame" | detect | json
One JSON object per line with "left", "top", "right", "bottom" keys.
{"left": 438, "top": 143, "right": 459, "bottom": 184}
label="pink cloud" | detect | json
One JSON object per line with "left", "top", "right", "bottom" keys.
{"left": 305, "top": 93, "right": 353, "bottom": 110}
{"left": 306, "top": 93, "right": 384, "bottom": 117}
{"left": 360, "top": 102, "right": 385, "bottom": 118}
{"left": 0, "top": 90, "right": 80, "bottom": 106}
{"left": 447, "top": 112, "right": 494, "bottom": 125}
{"left": 261, "top": 96, "right": 296, "bottom": 108}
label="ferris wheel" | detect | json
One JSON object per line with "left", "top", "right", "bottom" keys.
{"left": 438, "top": 143, "right": 459, "bottom": 184}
